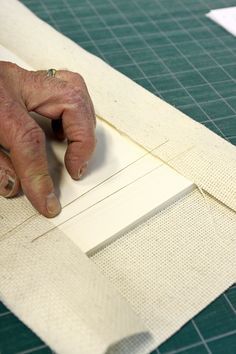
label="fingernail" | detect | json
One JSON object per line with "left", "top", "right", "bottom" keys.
{"left": 46, "top": 192, "right": 61, "bottom": 216}
{"left": 78, "top": 162, "right": 88, "bottom": 180}
{"left": 0, "top": 169, "right": 15, "bottom": 197}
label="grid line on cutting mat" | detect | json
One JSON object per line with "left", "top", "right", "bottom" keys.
{"left": 0, "top": 0, "right": 235, "bottom": 353}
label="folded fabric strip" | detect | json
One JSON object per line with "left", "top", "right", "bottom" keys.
{"left": 0, "top": 1, "right": 235, "bottom": 353}
{"left": 0, "top": 209, "right": 155, "bottom": 354}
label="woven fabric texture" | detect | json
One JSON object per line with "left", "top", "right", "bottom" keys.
{"left": 0, "top": 207, "right": 154, "bottom": 354}
{"left": 92, "top": 189, "right": 236, "bottom": 345}
{"left": 0, "top": 1, "right": 235, "bottom": 353}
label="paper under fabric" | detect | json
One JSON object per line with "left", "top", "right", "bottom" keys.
{"left": 0, "top": 1, "right": 235, "bottom": 354}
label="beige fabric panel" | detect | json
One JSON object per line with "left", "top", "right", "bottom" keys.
{"left": 92, "top": 189, "right": 236, "bottom": 345}
{"left": 0, "top": 196, "right": 36, "bottom": 236}
{"left": 0, "top": 204, "right": 155, "bottom": 354}
{"left": 0, "top": 1, "right": 235, "bottom": 353}
{"left": 0, "top": 0, "right": 236, "bottom": 211}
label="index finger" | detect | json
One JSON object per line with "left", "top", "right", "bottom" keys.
{"left": 53, "top": 71, "right": 96, "bottom": 179}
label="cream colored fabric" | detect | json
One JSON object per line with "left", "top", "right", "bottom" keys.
{"left": 92, "top": 189, "right": 236, "bottom": 345}
{"left": 0, "top": 209, "right": 155, "bottom": 354}
{"left": 0, "top": 1, "right": 235, "bottom": 354}
{"left": 0, "top": 0, "right": 235, "bottom": 212}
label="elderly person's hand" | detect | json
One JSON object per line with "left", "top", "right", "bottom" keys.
{"left": 0, "top": 61, "right": 96, "bottom": 217}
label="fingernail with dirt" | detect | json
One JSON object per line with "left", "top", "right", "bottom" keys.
{"left": 0, "top": 169, "right": 15, "bottom": 197}
{"left": 46, "top": 192, "right": 61, "bottom": 217}
{"left": 78, "top": 162, "right": 88, "bottom": 180}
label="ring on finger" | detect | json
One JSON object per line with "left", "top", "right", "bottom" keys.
{"left": 46, "top": 68, "right": 57, "bottom": 78}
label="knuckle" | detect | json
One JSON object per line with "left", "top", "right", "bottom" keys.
{"left": 64, "top": 70, "right": 85, "bottom": 85}
{"left": 0, "top": 97, "right": 18, "bottom": 114}
{"left": 67, "top": 133, "right": 96, "bottom": 165}
{"left": 0, "top": 101, "right": 25, "bottom": 142}
{"left": 70, "top": 126, "right": 96, "bottom": 152}
{"left": 73, "top": 72, "right": 84, "bottom": 83}
{"left": 16, "top": 123, "right": 45, "bottom": 148}
{"left": 82, "top": 133, "right": 96, "bottom": 153}
{"left": 0, "top": 61, "right": 18, "bottom": 77}
{"left": 21, "top": 172, "right": 51, "bottom": 186}
{"left": 65, "top": 153, "right": 79, "bottom": 166}
{"left": 65, "top": 84, "right": 88, "bottom": 107}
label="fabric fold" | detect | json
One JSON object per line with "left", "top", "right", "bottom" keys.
{"left": 0, "top": 1, "right": 235, "bottom": 353}
{"left": 0, "top": 214, "right": 155, "bottom": 354}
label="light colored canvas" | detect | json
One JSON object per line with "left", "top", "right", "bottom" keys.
{"left": 0, "top": 1, "right": 235, "bottom": 354}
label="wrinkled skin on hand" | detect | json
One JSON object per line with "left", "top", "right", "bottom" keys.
{"left": 0, "top": 61, "right": 96, "bottom": 217}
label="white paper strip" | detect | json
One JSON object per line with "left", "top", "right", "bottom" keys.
{"left": 206, "top": 7, "right": 236, "bottom": 36}
{"left": 59, "top": 164, "right": 194, "bottom": 254}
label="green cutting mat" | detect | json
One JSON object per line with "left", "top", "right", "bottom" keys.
{"left": 1, "top": 0, "right": 236, "bottom": 353}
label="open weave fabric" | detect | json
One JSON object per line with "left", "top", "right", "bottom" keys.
{"left": 0, "top": 211, "right": 155, "bottom": 354}
{"left": 92, "top": 189, "right": 236, "bottom": 345}
{"left": 0, "top": 1, "right": 235, "bottom": 353}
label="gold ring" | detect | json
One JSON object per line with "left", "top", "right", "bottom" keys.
{"left": 47, "top": 68, "right": 57, "bottom": 77}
